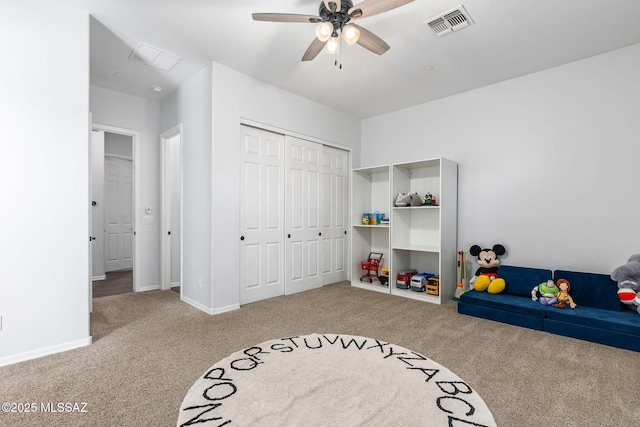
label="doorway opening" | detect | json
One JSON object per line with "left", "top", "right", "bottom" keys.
{"left": 161, "top": 125, "right": 182, "bottom": 293}
{"left": 90, "top": 124, "right": 141, "bottom": 301}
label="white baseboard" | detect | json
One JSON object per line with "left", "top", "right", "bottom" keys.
{"left": 170, "top": 281, "right": 181, "bottom": 288}
{"left": 136, "top": 285, "right": 160, "bottom": 292}
{"left": 180, "top": 295, "right": 239, "bottom": 315}
{"left": 181, "top": 295, "right": 214, "bottom": 314}
{"left": 92, "top": 275, "right": 106, "bottom": 281}
{"left": 214, "top": 303, "right": 240, "bottom": 314}
{"left": 0, "top": 336, "right": 92, "bottom": 367}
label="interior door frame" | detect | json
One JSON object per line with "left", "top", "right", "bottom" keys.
{"left": 160, "top": 124, "right": 183, "bottom": 291}
{"left": 91, "top": 122, "right": 141, "bottom": 292}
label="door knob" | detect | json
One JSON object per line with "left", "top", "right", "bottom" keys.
{"left": 240, "top": 236, "right": 245, "bottom": 241}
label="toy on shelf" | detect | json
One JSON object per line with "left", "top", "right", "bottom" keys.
{"left": 396, "top": 269, "right": 418, "bottom": 289}
{"left": 469, "top": 244, "right": 507, "bottom": 294}
{"left": 424, "top": 193, "right": 438, "bottom": 206}
{"left": 426, "top": 276, "right": 440, "bottom": 295}
{"left": 409, "top": 193, "right": 424, "bottom": 206}
{"left": 611, "top": 254, "right": 640, "bottom": 315}
{"left": 379, "top": 268, "right": 390, "bottom": 286}
{"left": 410, "top": 272, "right": 435, "bottom": 292}
{"left": 394, "top": 193, "right": 412, "bottom": 207}
{"left": 362, "top": 212, "right": 386, "bottom": 225}
{"left": 553, "top": 279, "right": 577, "bottom": 309}
{"left": 360, "top": 252, "right": 383, "bottom": 283}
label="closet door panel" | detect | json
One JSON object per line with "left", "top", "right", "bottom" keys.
{"left": 321, "top": 146, "right": 349, "bottom": 284}
{"left": 285, "top": 136, "right": 322, "bottom": 294}
{"left": 240, "top": 126, "right": 285, "bottom": 304}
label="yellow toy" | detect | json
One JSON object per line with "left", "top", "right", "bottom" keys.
{"left": 553, "top": 279, "right": 577, "bottom": 309}
{"left": 469, "top": 244, "right": 506, "bottom": 294}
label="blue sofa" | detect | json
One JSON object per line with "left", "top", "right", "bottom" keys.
{"left": 457, "top": 265, "right": 640, "bottom": 352}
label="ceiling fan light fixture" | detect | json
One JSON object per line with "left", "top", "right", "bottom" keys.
{"left": 341, "top": 24, "right": 360, "bottom": 45}
{"left": 326, "top": 36, "right": 340, "bottom": 54}
{"left": 315, "top": 22, "right": 333, "bottom": 42}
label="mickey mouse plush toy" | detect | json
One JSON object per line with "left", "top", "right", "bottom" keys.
{"left": 469, "top": 244, "right": 507, "bottom": 294}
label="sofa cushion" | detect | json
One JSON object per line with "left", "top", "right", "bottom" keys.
{"left": 545, "top": 305, "right": 640, "bottom": 337}
{"left": 459, "top": 290, "right": 549, "bottom": 318}
{"left": 458, "top": 300, "right": 544, "bottom": 330}
{"left": 544, "top": 319, "right": 640, "bottom": 352}
{"left": 553, "top": 270, "right": 622, "bottom": 311}
{"left": 500, "top": 265, "right": 553, "bottom": 297}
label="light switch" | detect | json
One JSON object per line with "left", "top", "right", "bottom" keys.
{"left": 143, "top": 215, "right": 154, "bottom": 225}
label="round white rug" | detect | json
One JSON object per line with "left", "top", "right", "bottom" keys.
{"left": 177, "top": 333, "right": 496, "bottom": 426}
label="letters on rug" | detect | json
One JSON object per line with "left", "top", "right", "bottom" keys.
{"left": 178, "top": 333, "right": 496, "bottom": 426}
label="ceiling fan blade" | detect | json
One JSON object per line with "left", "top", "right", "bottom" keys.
{"left": 252, "top": 13, "right": 322, "bottom": 23}
{"left": 349, "top": 0, "right": 414, "bottom": 19}
{"left": 323, "top": 0, "right": 342, "bottom": 13}
{"left": 351, "top": 23, "right": 390, "bottom": 55}
{"left": 302, "top": 37, "right": 327, "bottom": 61}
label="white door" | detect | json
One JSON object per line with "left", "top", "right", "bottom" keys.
{"left": 104, "top": 157, "right": 134, "bottom": 272}
{"left": 161, "top": 128, "right": 182, "bottom": 290}
{"left": 90, "top": 130, "right": 106, "bottom": 280}
{"left": 239, "top": 126, "right": 285, "bottom": 304}
{"left": 285, "top": 136, "right": 323, "bottom": 294}
{"left": 321, "top": 146, "right": 349, "bottom": 284}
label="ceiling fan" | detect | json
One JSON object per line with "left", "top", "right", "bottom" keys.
{"left": 252, "top": 0, "right": 414, "bottom": 65}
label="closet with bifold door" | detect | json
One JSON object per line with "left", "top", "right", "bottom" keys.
{"left": 239, "top": 124, "right": 349, "bottom": 305}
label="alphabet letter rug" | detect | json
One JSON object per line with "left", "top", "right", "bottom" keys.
{"left": 177, "top": 333, "right": 496, "bottom": 426}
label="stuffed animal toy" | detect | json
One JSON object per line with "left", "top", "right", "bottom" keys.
{"left": 531, "top": 280, "right": 559, "bottom": 305}
{"left": 395, "top": 193, "right": 412, "bottom": 207}
{"left": 552, "top": 279, "right": 577, "bottom": 309}
{"left": 410, "top": 193, "right": 424, "bottom": 206}
{"left": 469, "top": 244, "right": 506, "bottom": 294}
{"left": 611, "top": 254, "right": 640, "bottom": 315}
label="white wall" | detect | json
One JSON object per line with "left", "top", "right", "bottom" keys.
{"left": 160, "top": 65, "right": 214, "bottom": 311}
{"left": 90, "top": 86, "right": 161, "bottom": 291}
{"left": 361, "top": 43, "right": 640, "bottom": 274}
{"left": 0, "top": 0, "right": 91, "bottom": 365}
{"left": 160, "top": 62, "right": 361, "bottom": 313}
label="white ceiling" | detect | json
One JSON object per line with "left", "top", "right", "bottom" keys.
{"left": 60, "top": 0, "right": 640, "bottom": 119}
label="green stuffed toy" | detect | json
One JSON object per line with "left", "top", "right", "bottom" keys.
{"left": 531, "top": 280, "right": 559, "bottom": 305}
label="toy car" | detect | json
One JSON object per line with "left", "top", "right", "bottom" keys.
{"left": 396, "top": 269, "right": 418, "bottom": 289}
{"left": 379, "top": 268, "right": 390, "bottom": 286}
{"left": 426, "top": 276, "right": 440, "bottom": 295}
{"left": 410, "top": 273, "right": 435, "bottom": 292}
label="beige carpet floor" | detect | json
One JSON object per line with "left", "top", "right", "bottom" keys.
{"left": 1, "top": 281, "right": 639, "bottom": 426}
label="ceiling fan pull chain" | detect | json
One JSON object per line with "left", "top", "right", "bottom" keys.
{"left": 336, "top": 34, "right": 342, "bottom": 69}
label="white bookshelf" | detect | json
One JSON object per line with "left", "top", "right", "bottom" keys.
{"left": 351, "top": 158, "right": 458, "bottom": 304}
{"left": 351, "top": 165, "right": 391, "bottom": 293}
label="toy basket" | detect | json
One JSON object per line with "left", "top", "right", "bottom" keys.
{"left": 360, "top": 252, "right": 383, "bottom": 283}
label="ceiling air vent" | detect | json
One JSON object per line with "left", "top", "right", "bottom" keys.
{"left": 424, "top": 5, "right": 474, "bottom": 38}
